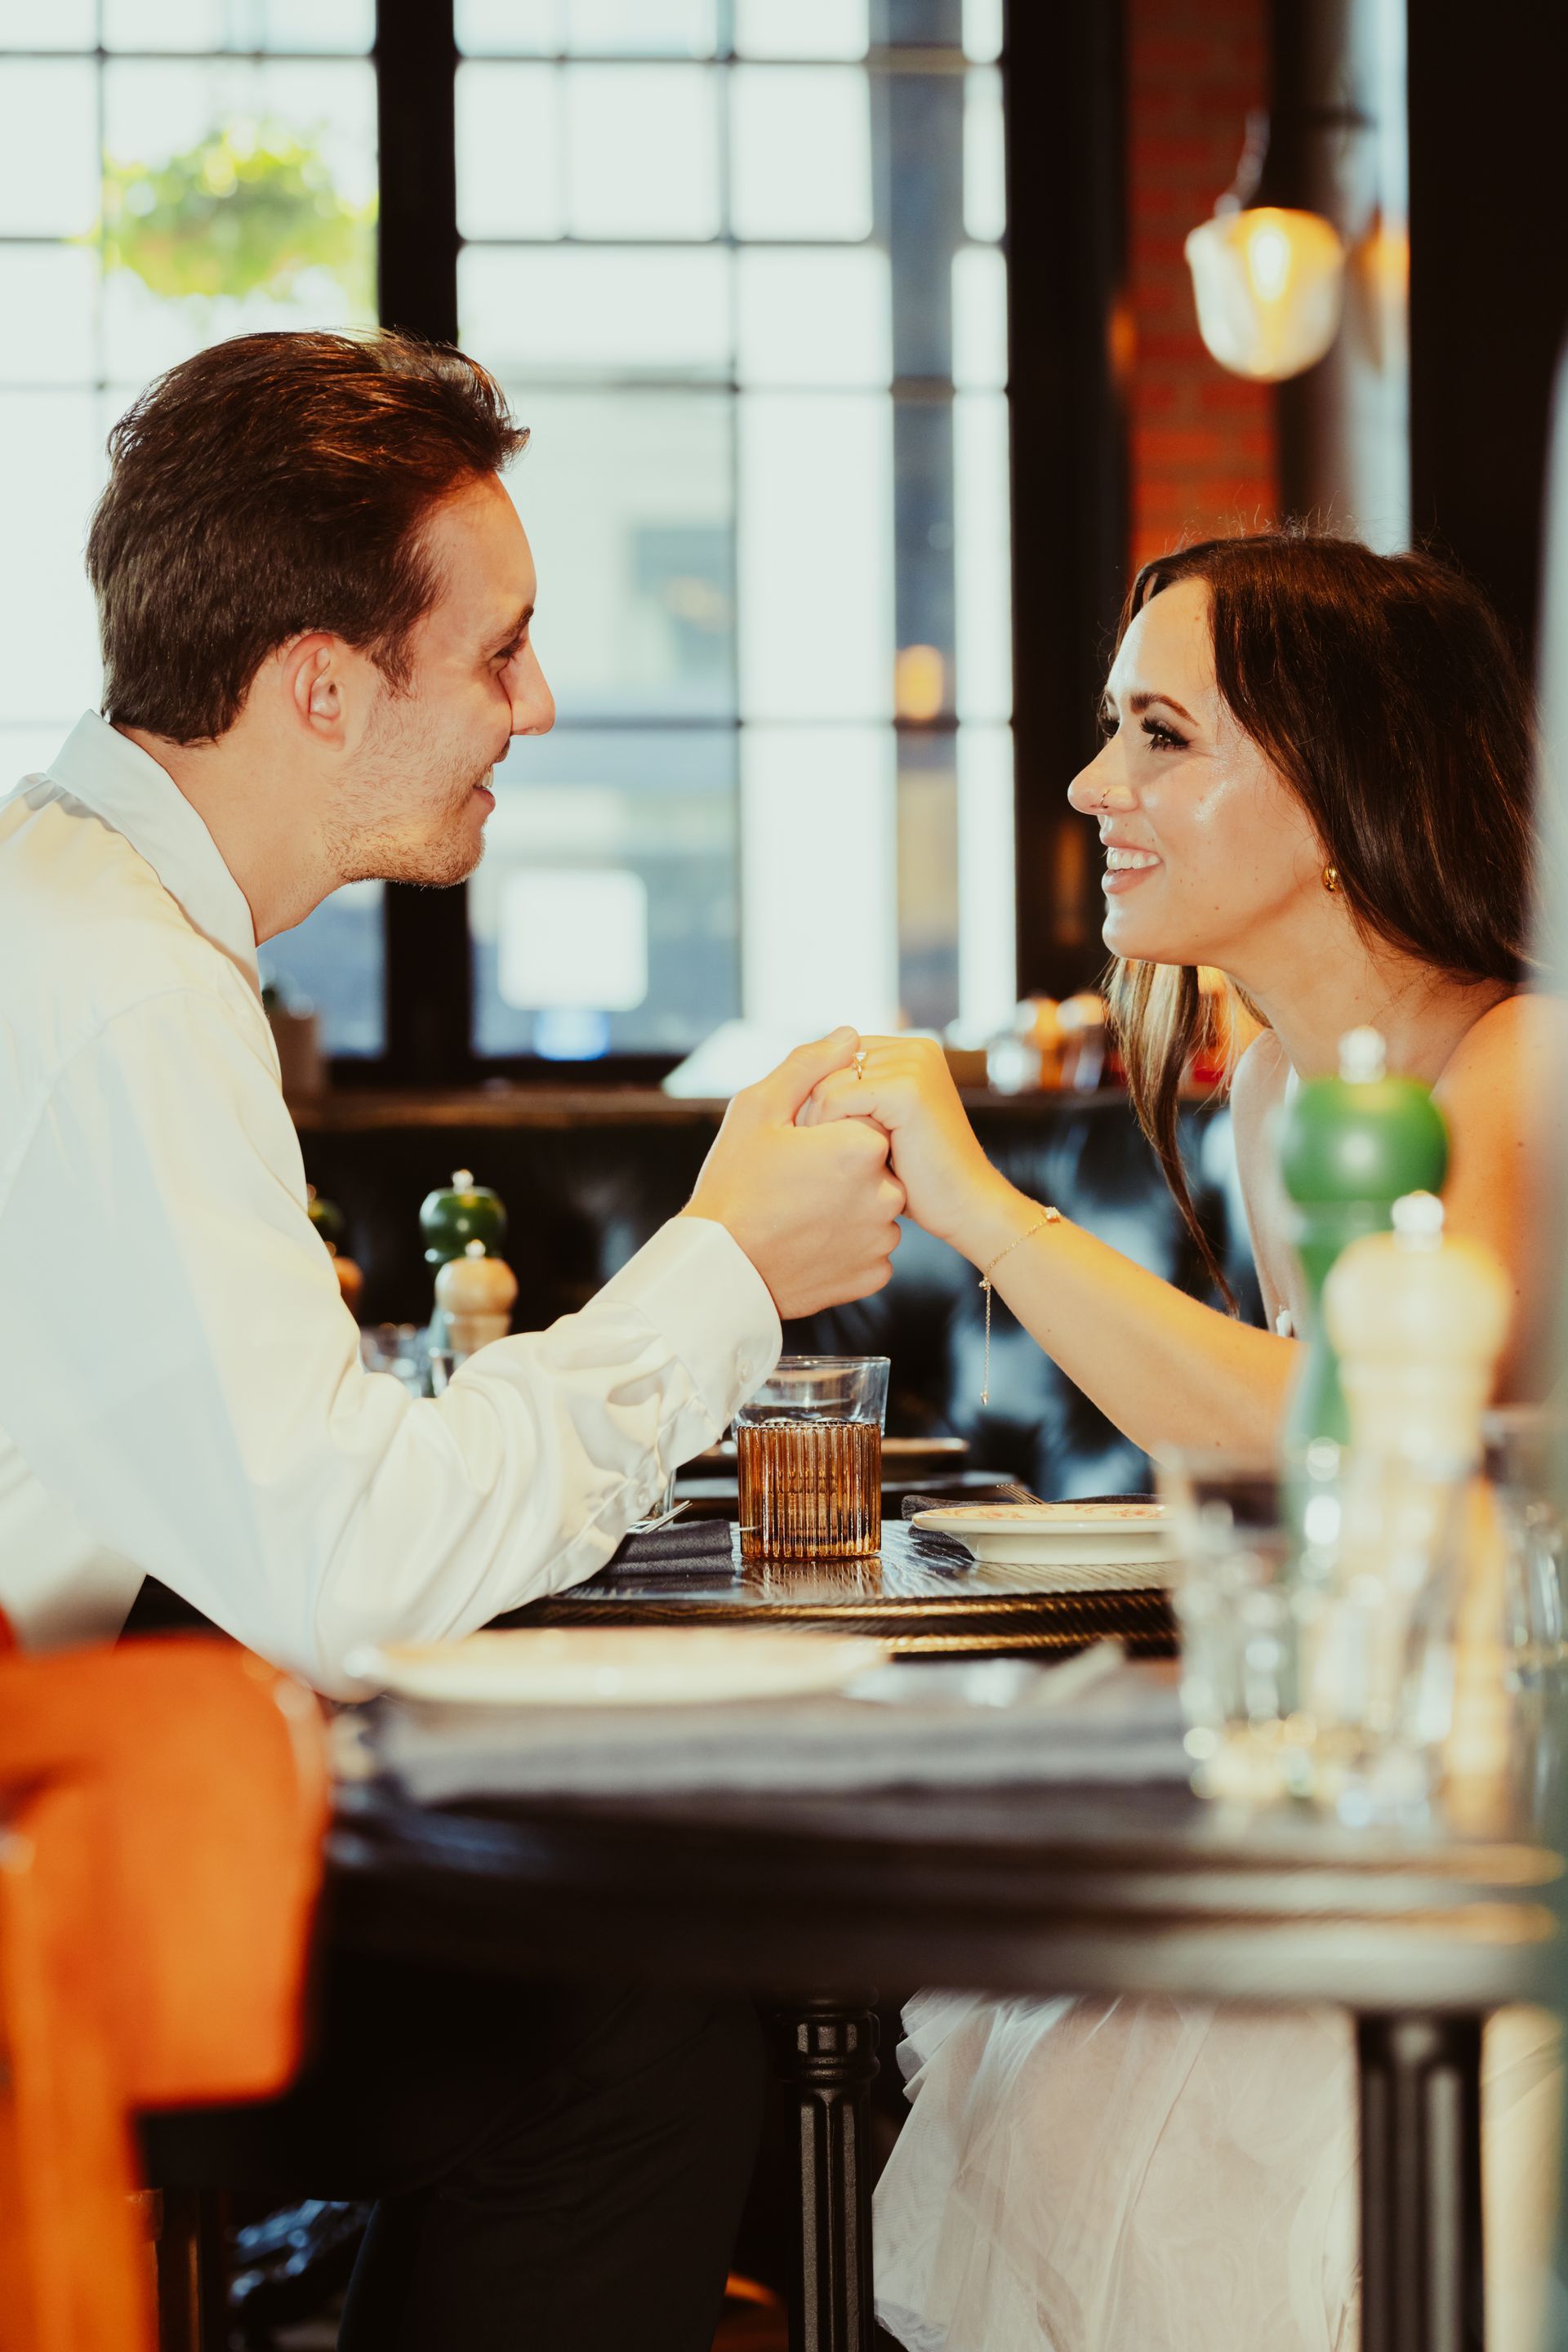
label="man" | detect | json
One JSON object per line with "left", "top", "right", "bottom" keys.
{"left": 0, "top": 330, "right": 903, "bottom": 2348}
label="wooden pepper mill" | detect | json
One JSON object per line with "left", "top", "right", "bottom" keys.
{"left": 434, "top": 1239, "right": 519, "bottom": 1361}
{"left": 1324, "top": 1192, "right": 1514, "bottom": 1823}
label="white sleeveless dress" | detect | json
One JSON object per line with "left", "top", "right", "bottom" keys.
{"left": 874, "top": 1994, "right": 1561, "bottom": 2352}
{"left": 876, "top": 1061, "right": 1561, "bottom": 2349}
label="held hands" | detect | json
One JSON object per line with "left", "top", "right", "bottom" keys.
{"left": 682, "top": 1027, "right": 906, "bottom": 1318}
{"left": 796, "top": 1035, "right": 1008, "bottom": 1258}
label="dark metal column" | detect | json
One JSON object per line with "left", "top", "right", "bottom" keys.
{"left": 776, "top": 1993, "right": 882, "bottom": 2352}
{"left": 1409, "top": 0, "right": 1568, "bottom": 660}
{"left": 1003, "top": 0, "right": 1129, "bottom": 1000}
{"left": 374, "top": 0, "right": 474, "bottom": 1085}
{"left": 1357, "top": 2011, "right": 1485, "bottom": 2352}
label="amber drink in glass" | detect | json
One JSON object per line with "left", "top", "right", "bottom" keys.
{"left": 736, "top": 1356, "right": 889, "bottom": 1561}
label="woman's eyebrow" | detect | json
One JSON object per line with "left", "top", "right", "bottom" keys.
{"left": 1126, "top": 689, "right": 1196, "bottom": 722}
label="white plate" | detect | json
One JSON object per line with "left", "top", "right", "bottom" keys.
{"left": 911, "top": 1502, "right": 1172, "bottom": 1571}
{"left": 351, "top": 1626, "right": 888, "bottom": 1708}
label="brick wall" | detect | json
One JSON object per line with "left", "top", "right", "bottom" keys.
{"left": 1126, "top": 0, "right": 1280, "bottom": 577}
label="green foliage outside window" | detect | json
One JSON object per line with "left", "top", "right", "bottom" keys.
{"left": 97, "top": 120, "right": 375, "bottom": 313}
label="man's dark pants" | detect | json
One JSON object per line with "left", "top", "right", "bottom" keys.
{"left": 140, "top": 1944, "right": 767, "bottom": 2352}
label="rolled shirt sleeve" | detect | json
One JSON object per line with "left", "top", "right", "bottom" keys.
{"left": 0, "top": 987, "right": 779, "bottom": 1691}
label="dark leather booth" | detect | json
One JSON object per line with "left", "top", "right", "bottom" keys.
{"left": 297, "top": 1090, "right": 1262, "bottom": 1503}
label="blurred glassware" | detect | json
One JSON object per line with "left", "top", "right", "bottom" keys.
{"left": 1482, "top": 1406, "right": 1568, "bottom": 1686}
{"left": 1156, "top": 1454, "right": 1307, "bottom": 1804}
{"left": 983, "top": 1029, "right": 1041, "bottom": 1095}
{"left": 1056, "top": 992, "right": 1107, "bottom": 1089}
{"left": 359, "top": 1323, "right": 428, "bottom": 1401}
{"left": 1158, "top": 1446, "right": 1470, "bottom": 1820}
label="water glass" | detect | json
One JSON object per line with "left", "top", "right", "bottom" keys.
{"left": 1482, "top": 1408, "right": 1568, "bottom": 1685}
{"left": 736, "top": 1356, "right": 889, "bottom": 1561}
{"left": 1156, "top": 1456, "right": 1307, "bottom": 1802}
{"left": 361, "top": 1322, "right": 429, "bottom": 1400}
{"left": 1158, "top": 1447, "right": 1468, "bottom": 1817}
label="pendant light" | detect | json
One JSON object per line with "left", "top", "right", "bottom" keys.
{"left": 1184, "top": 108, "right": 1348, "bottom": 383}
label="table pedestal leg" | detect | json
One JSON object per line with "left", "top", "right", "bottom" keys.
{"left": 1357, "top": 2011, "right": 1484, "bottom": 2352}
{"left": 774, "top": 1993, "right": 880, "bottom": 2352}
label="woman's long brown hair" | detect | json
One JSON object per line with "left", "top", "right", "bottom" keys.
{"left": 1104, "top": 530, "right": 1536, "bottom": 1310}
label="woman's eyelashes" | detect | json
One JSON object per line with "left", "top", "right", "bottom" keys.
{"left": 1098, "top": 706, "right": 1191, "bottom": 753}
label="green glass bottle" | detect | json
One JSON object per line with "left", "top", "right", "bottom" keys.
{"left": 1277, "top": 1029, "right": 1449, "bottom": 1451}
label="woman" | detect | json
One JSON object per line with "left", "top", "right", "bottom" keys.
{"left": 801, "top": 532, "right": 1563, "bottom": 2350}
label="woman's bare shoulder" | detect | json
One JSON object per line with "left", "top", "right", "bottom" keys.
{"left": 1434, "top": 990, "right": 1568, "bottom": 1106}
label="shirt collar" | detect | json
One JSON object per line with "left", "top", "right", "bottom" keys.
{"left": 43, "top": 711, "right": 261, "bottom": 989}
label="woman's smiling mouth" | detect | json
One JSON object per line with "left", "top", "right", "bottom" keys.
{"left": 1102, "top": 844, "right": 1162, "bottom": 894}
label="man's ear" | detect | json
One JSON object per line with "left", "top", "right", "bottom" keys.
{"left": 278, "top": 633, "right": 347, "bottom": 742}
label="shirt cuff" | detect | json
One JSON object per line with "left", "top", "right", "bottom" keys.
{"left": 597, "top": 1214, "right": 782, "bottom": 1428}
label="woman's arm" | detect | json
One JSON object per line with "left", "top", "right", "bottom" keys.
{"left": 801, "top": 1037, "right": 1295, "bottom": 1457}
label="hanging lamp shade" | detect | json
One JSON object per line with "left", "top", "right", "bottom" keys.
{"left": 1185, "top": 203, "right": 1346, "bottom": 382}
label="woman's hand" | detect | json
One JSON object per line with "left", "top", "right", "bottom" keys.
{"left": 797, "top": 1035, "right": 1013, "bottom": 1254}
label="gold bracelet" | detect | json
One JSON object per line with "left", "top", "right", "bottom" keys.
{"left": 978, "top": 1208, "right": 1061, "bottom": 1406}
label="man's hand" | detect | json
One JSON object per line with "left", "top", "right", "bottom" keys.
{"left": 682, "top": 1028, "right": 906, "bottom": 1317}
{"left": 795, "top": 1034, "right": 1007, "bottom": 1256}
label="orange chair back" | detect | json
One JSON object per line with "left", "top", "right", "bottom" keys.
{"left": 0, "top": 1639, "right": 328, "bottom": 2352}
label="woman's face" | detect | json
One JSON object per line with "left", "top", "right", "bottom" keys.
{"left": 1067, "top": 577, "right": 1325, "bottom": 970}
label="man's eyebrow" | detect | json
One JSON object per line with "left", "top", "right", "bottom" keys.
{"left": 487, "top": 603, "right": 534, "bottom": 650}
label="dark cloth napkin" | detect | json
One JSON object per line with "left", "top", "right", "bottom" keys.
{"left": 602, "top": 1514, "right": 737, "bottom": 1575}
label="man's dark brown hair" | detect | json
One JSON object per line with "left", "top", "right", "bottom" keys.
{"left": 87, "top": 329, "right": 529, "bottom": 745}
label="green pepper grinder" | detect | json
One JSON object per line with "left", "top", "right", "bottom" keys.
{"left": 419, "top": 1169, "right": 508, "bottom": 1345}
{"left": 1276, "top": 1027, "right": 1449, "bottom": 1451}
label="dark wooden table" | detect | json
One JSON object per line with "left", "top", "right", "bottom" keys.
{"left": 506, "top": 1516, "right": 1177, "bottom": 1658}
{"left": 328, "top": 1628, "right": 1564, "bottom": 2352}
{"left": 328, "top": 1753, "right": 1560, "bottom": 2352}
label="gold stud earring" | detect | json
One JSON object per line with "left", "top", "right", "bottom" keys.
{"left": 1322, "top": 865, "right": 1339, "bottom": 894}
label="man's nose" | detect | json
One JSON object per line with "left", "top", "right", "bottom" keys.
{"left": 1067, "top": 742, "right": 1136, "bottom": 814}
{"left": 511, "top": 648, "right": 555, "bottom": 738}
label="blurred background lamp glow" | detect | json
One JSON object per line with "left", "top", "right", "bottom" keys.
{"left": 1183, "top": 205, "right": 1345, "bottom": 382}
{"left": 895, "top": 643, "right": 946, "bottom": 723}
{"left": 497, "top": 866, "right": 649, "bottom": 1011}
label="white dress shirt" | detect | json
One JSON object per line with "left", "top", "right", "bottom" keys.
{"left": 0, "top": 713, "right": 780, "bottom": 1690}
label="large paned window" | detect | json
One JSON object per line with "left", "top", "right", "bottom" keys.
{"left": 0, "top": 0, "right": 384, "bottom": 1051}
{"left": 0, "top": 0, "right": 1015, "bottom": 1075}
{"left": 457, "top": 0, "right": 1014, "bottom": 1067}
